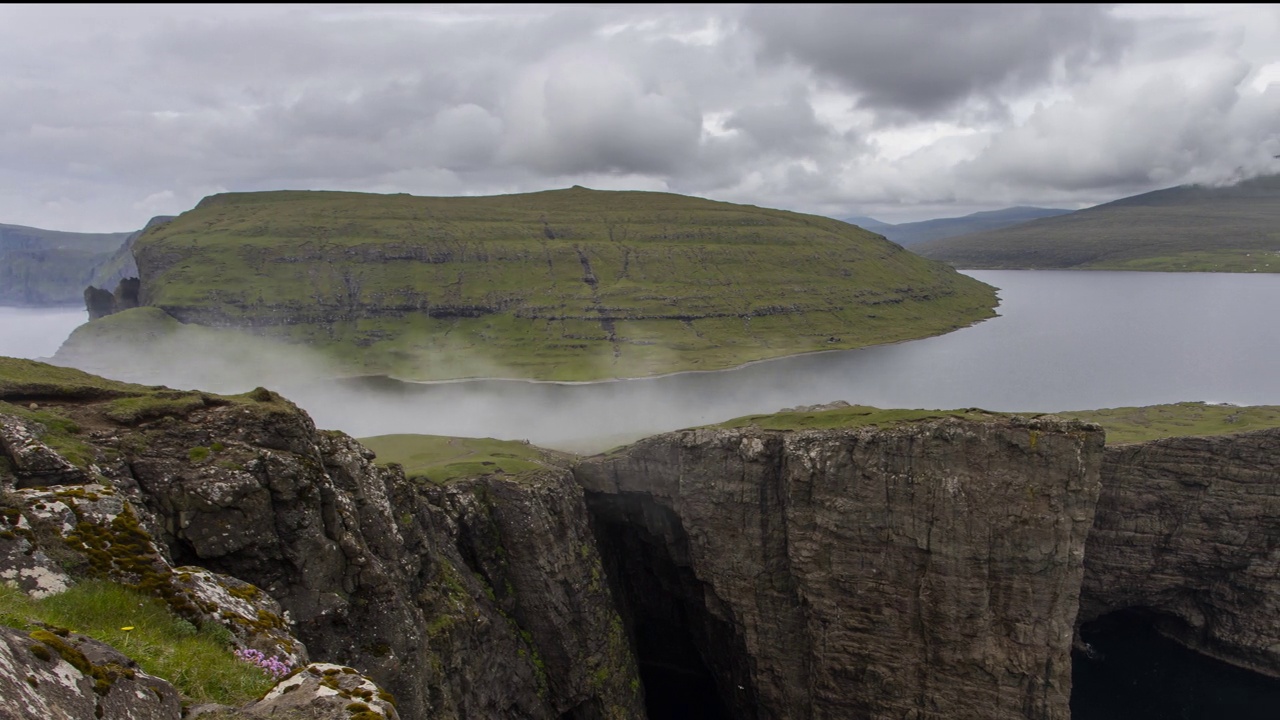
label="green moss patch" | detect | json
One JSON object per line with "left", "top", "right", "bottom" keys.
{"left": 359, "top": 434, "right": 571, "bottom": 484}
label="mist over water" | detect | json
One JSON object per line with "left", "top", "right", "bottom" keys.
{"left": 0, "top": 306, "right": 87, "bottom": 360}
{"left": 4, "top": 270, "right": 1280, "bottom": 452}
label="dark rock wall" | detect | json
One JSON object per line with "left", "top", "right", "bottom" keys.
{"left": 577, "top": 418, "right": 1104, "bottom": 720}
{"left": 1079, "top": 428, "right": 1280, "bottom": 677}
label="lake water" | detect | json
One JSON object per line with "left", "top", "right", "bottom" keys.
{"left": 3, "top": 270, "right": 1279, "bottom": 450}
{"left": 0, "top": 306, "right": 87, "bottom": 360}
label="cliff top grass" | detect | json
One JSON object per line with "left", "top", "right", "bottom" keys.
{"left": 713, "top": 400, "right": 1280, "bottom": 444}
{"left": 714, "top": 404, "right": 998, "bottom": 431}
{"left": 102, "top": 186, "right": 998, "bottom": 381}
{"left": 0, "top": 357, "right": 297, "bottom": 469}
{"left": 359, "top": 433, "right": 573, "bottom": 484}
{"left": 0, "top": 580, "right": 274, "bottom": 704}
{"left": 916, "top": 173, "right": 1280, "bottom": 272}
{"left": 1058, "top": 402, "right": 1280, "bottom": 444}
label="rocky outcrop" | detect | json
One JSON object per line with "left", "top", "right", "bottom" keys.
{"left": 1079, "top": 428, "right": 1280, "bottom": 676}
{"left": 0, "top": 415, "right": 89, "bottom": 487}
{"left": 189, "top": 663, "right": 401, "bottom": 720}
{"left": 0, "top": 371, "right": 641, "bottom": 719}
{"left": 0, "top": 625, "right": 182, "bottom": 720}
{"left": 84, "top": 277, "right": 140, "bottom": 320}
{"left": 576, "top": 417, "right": 1105, "bottom": 720}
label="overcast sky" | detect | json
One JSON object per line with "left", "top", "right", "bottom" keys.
{"left": 3, "top": 3, "right": 1278, "bottom": 232}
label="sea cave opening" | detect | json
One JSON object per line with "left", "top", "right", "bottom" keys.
{"left": 1071, "top": 608, "right": 1280, "bottom": 720}
{"left": 585, "top": 491, "right": 752, "bottom": 720}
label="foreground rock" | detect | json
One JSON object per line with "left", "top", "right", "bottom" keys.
{"left": 576, "top": 415, "right": 1105, "bottom": 720}
{"left": 0, "top": 359, "right": 642, "bottom": 719}
{"left": 1080, "top": 428, "right": 1280, "bottom": 676}
{"left": 0, "top": 625, "right": 181, "bottom": 720}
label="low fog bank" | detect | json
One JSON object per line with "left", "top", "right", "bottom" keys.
{"left": 0, "top": 306, "right": 88, "bottom": 360}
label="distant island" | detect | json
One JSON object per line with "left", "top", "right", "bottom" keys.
{"left": 59, "top": 187, "right": 996, "bottom": 382}
{"left": 915, "top": 173, "right": 1280, "bottom": 272}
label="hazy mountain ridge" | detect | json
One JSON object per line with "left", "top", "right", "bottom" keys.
{"left": 0, "top": 224, "right": 134, "bottom": 306}
{"left": 844, "top": 206, "right": 1071, "bottom": 246}
{"left": 915, "top": 173, "right": 1280, "bottom": 271}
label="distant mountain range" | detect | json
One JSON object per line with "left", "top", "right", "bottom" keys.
{"left": 914, "top": 174, "right": 1280, "bottom": 272}
{"left": 843, "top": 207, "right": 1072, "bottom": 246}
{"left": 0, "top": 224, "right": 133, "bottom": 306}
{"left": 0, "top": 217, "right": 174, "bottom": 306}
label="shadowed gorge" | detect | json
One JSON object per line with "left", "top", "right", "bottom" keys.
{"left": 587, "top": 492, "right": 747, "bottom": 719}
{"left": 1071, "top": 610, "right": 1280, "bottom": 720}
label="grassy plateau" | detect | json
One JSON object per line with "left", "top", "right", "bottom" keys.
{"left": 61, "top": 187, "right": 998, "bottom": 382}
{"left": 359, "top": 433, "right": 572, "bottom": 484}
{"left": 712, "top": 401, "right": 1280, "bottom": 445}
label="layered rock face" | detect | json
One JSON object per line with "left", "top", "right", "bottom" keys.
{"left": 1079, "top": 428, "right": 1280, "bottom": 676}
{"left": 0, "top": 374, "right": 641, "bottom": 720}
{"left": 576, "top": 417, "right": 1105, "bottom": 720}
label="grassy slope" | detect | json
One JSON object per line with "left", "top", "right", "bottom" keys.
{"left": 1058, "top": 402, "right": 1280, "bottom": 444}
{"left": 113, "top": 187, "right": 997, "bottom": 381}
{"left": 0, "top": 582, "right": 274, "bottom": 705}
{"left": 714, "top": 404, "right": 998, "bottom": 431}
{"left": 0, "top": 356, "right": 296, "bottom": 471}
{"left": 713, "top": 401, "right": 1280, "bottom": 445}
{"left": 915, "top": 174, "right": 1280, "bottom": 271}
{"left": 0, "top": 224, "right": 134, "bottom": 305}
{"left": 359, "top": 433, "right": 572, "bottom": 484}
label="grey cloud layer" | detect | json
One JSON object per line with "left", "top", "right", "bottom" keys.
{"left": 0, "top": 4, "right": 1277, "bottom": 230}
{"left": 745, "top": 4, "right": 1131, "bottom": 119}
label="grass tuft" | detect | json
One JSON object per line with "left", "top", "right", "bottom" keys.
{"left": 0, "top": 580, "right": 275, "bottom": 705}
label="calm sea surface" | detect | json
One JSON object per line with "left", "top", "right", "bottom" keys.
{"left": 3, "top": 270, "right": 1279, "bottom": 449}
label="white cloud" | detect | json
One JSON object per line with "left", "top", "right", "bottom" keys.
{"left": 0, "top": 4, "right": 1276, "bottom": 230}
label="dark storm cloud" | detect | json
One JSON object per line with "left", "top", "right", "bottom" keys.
{"left": 744, "top": 4, "right": 1132, "bottom": 119}
{"left": 723, "top": 88, "right": 834, "bottom": 155}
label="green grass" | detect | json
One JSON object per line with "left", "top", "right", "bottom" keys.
{"left": 103, "top": 393, "right": 209, "bottom": 425}
{"left": 73, "top": 187, "right": 1000, "bottom": 381}
{"left": 712, "top": 400, "right": 1280, "bottom": 445}
{"left": 0, "top": 356, "right": 146, "bottom": 400}
{"left": 0, "top": 357, "right": 298, "bottom": 470}
{"left": 0, "top": 399, "right": 99, "bottom": 468}
{"left": 713, "top": 405, "right": 1000, "bottom": 431}
{"left": 0, "top": 580, "right": 276, "bottom": 704}
{"left": 918, "top": 173, "right": 1280, "bottom": 271}
{"left": 359, "top": 434, "right": 571, "bottom": 483}
{"left": 1058, "top": 402, "right": 1280, "bottom": 444}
